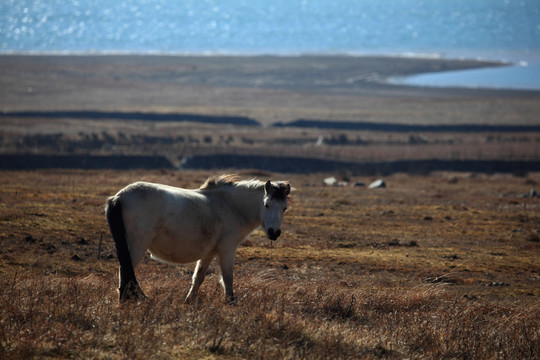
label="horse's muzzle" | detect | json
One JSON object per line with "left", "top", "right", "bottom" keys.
{"left": 267, "top": 228, "right": 281, "bottom": 241}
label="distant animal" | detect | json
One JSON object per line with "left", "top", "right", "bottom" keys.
{"left": 105, "top": 174, "right": 292, "bottom": 304}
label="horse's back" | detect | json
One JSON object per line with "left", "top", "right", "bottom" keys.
{"left": 116, "top": 181, "right": 208, "bottom": 226}
{"left": 117, "top": 181, "right": 199, "bottom": 208}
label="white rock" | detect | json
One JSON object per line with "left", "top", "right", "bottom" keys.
{"left": 368, "top": 179, "right": 386, "bottom": 189}
{"left": 323, "top": 177, "right": 338, "bottom": 186}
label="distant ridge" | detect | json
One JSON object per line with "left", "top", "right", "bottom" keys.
{"left": 0, "top": 154, "right": 173, "bottom": 170}
{"left": 0, "top": 111, "right": 260, "bottom": 126}
{"left": 180, "top": 154, "right": 540, "bottom": 175}
{"left": 275, "top": 119, "right": 540, "bottom": 133}
{"left": 2, "top": 153, "right": 538, "bottom": 174}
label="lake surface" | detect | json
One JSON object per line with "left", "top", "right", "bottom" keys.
{"left": 390, "top": 62, "right": 540, "bottom": 91}
{"left": 2, "top": 0, "right": 540, "bottom": 89}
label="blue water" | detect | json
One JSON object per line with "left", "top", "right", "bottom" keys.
{"left": 1, "top": 0, "right": 540, "bottom": 89}
{"left": 391, "top": 63, "right": 540, "bottom": 90}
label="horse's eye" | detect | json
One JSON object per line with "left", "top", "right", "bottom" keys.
{"left": 283, "top": 207, "right": 287, "bottom": 212}
{"left": 265, "top": 204, "right": 269, "bottom": 208}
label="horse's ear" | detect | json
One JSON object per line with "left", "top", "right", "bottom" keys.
{"left": 284, "top": 183, "right": 291, "bottom": 196}
{"left": 264, "top": 180, "right": 272, "bottom": 194}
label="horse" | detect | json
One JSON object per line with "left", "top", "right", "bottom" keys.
{"left": 105, "top": 174, "right": 292, "bottom": 304}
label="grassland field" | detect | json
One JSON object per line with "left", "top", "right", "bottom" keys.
{"left": 0, "top": 169, "right": 538, "bottom": 359}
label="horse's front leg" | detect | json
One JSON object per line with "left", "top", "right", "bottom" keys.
{"left": 218, "top": 249, "right": 237, "bottom": 304}
{"left": 185, "top": 255, "right": 214, "bottom": 303}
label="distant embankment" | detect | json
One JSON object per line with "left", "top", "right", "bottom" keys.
{"left": 2, "top": 154, "right": 539, "bottom": 174}
{"left": 0, "top": 111, "right": 259, "bottom": 126}
{"left": 0, "top": 154, "right": 173, "bottom": 170}
{"left": 275, "top": 119, "right": 540, "bottom": 133}
{"left": 181, "top": 154, "right": 540, "bottom": 175}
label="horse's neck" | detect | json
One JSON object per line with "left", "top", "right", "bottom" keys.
{"left": 221, "top": 186, "right": 263, "bottom": 229}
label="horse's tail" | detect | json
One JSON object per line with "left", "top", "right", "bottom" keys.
{"left": 105, "top": 195, "right": 145, "bottom": 301}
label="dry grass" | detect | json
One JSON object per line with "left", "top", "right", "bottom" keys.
{"left": 1, "top": 169, "right": 539, "bottom": 359}
{"left": 1, "top": 273, "right": 538, "bottom": 359}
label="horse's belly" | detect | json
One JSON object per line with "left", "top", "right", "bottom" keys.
{"left": 147, "top": 226, "right": 217, "bottom": 264}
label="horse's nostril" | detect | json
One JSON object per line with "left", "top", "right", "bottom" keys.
{"left": 268, "top": 228, "right": 281, "bottom": 239}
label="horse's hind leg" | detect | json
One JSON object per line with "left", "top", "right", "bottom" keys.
{"left": 185, "top": 255, "right": 214, "bottom": 303}
{"left": 118, "top": 234, "right": 150, "bottom": 302}
{"left": 118, "top": 265, "right": 146, "bottom": 302}
{"left": 107, "top": 196, "right": 147, "bottom": 302}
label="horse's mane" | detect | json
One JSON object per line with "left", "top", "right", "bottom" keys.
{"left": 199, "top": 174, "right": 266, "bottom": 190}
{"left": 199, "top": 174, "right": 292, "bottom": 201}
{"left": 199, "top": 174, "right": 243, "bottom": 189}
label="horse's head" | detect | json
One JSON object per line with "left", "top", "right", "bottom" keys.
{"left": 261, "top": 180, "right": 291, "bottom": 240}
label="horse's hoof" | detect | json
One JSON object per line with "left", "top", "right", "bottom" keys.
{"left": 119, "top": 293, "right": 146, "bottom": 303}
{"left": 119, "top": 284, "right": 147, "bottom": 303}
{"left": 226, "top": 297, "right": 237, "bottom": 306}
{"left": 120, "top": 294, "right": 147, "bottom": 304}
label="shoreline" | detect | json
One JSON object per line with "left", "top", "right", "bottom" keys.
{"left": 0, "top": 51, "right": 510, "bottom": 66}
{"left": 0, "top": 53, "right": 523, "bottom": 94}
{"left": 4, "top": 51, "right": 526, "bottom": 90}
{"left": 0, "top": 50, "right": 513, "bottom": 62}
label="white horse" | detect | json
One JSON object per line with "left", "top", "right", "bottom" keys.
{"left": 105, "top": 174, "right": 291, "bottom": 303}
